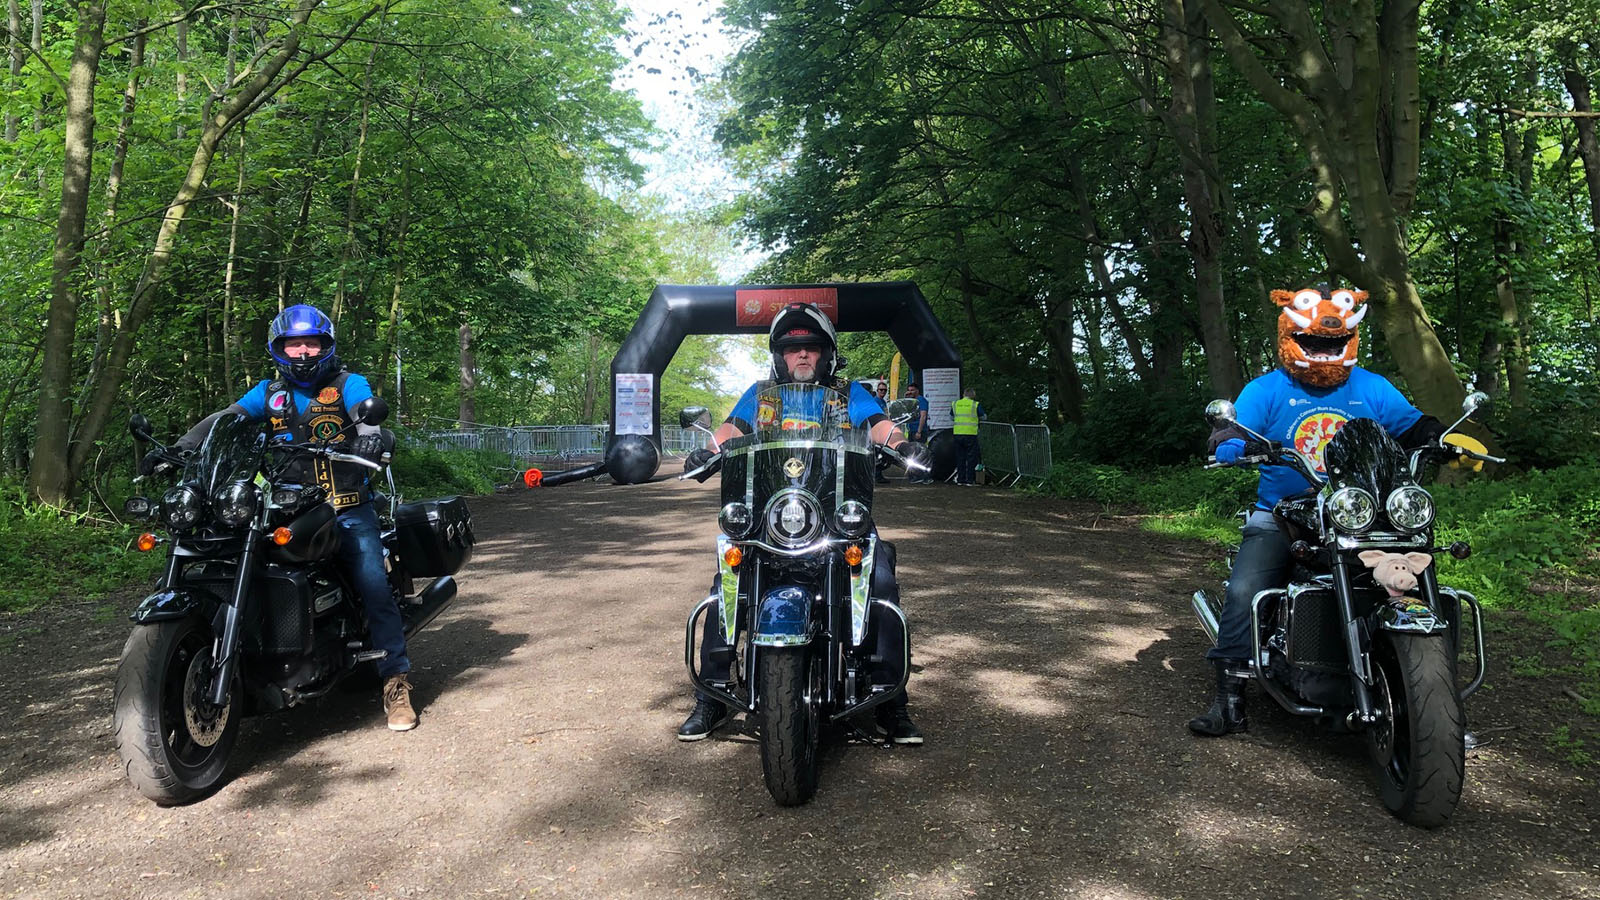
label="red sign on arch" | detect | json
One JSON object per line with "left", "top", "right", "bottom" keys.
{"left": 734, "top": 287, "right": 840, "bottom": 326}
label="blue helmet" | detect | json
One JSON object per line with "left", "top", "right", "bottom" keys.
{"left": 267, "top": 304, "right": 338, "bottom": 388}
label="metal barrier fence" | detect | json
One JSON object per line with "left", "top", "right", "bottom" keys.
{"left": 968, "top": 422, "right": 1053, "bottom": 487}
{"left": 415, "top": 418, "right": 1051, "bottom": 486}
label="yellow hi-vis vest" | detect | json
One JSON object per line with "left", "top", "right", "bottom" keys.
{"left": 952, "top": 397, "right": 980, "bottom": 435}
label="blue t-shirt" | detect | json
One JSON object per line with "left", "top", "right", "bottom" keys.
{"left": 235, "top": 374, "right": 375, "bottom": 441}
{"left": 914, "top": 396, "right": 930, "bottom": 432}
{"left": 728, "top": 381, "right": 885, "bottom": 431}
{"left": 1233, "top": 367, "right": 1423, "bottom": 510}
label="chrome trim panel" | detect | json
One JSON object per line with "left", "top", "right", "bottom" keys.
{"left": 850, "top": 535, "right": 878, "bottom": 646}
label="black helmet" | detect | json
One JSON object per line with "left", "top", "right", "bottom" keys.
{"left": 768, "top": 303, "right": 842, "bottom": 383}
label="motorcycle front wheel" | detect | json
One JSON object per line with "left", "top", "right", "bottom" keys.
{"left": 113, "top": 616, "right": 240, "bottom": 805}
{"left": 1366, "top": 631, "right": 1465, "bottom": 828}
{"left": 758, "top": 646, "right": 820, "bottom": 806}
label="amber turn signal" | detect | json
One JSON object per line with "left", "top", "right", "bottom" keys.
{"left": 272, "top": 527, "right": 294, "bottom": 546}
{"left": 843, "top": 544, "right": 864, "bottom": 566}
{"left": 723, "top": 546, "right": 743, "bottom": 567}
{"left": 135, "top": 533, "right": 158, "bottom": 552}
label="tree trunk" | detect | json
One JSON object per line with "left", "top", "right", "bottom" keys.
{"left": 175, "top": 17, "right": 187, "bottom": 140}
{"left": 1067, "top": 158, "right": 1154, "bottom": 383}
{"left": 5, "top": 0, "right": 19, "bottom": 141}
{"left": 1161, "top": 0, "right": 1242, "bottom": 397}
{"left": 25, "top": 0, "right": 107, "bottom": 504}
{"left": 332, "top": 27, "right": 384, "bottom": 322}
{"left": 278, "top": 115, "right": 329, "bottom": 309}
{"left": 458, "top": 320, "right": 477, "bottom": 427}
{"left": 580, "top": 332, "right": 601, "bottom": 423}
{"left": 221, "top": 124, "right": 247, "bottom": 391}
{"left": 81, "top": 29, "right": 145, "bottom": 409}
{"left": 1564, "top": 64, "right": 1600, "bottom": 291}
{"left": 1201, "top": 0, "right": 1465, "bottom": 422}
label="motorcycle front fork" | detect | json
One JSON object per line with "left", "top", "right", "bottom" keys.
{"left": 207, "top": 523, "right": 263, "bottom": 708}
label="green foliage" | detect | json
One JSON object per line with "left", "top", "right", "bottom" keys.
{"left": 0, "top": 485, "right": 162, "bottom": 614}
{"left": 390, "top": 436, "right": 517, "bottom": 499}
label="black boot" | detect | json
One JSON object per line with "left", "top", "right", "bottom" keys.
{"left": 876, "top": 696, "right": 924, "bottom": 745}
{"left": 677, "top": 697, "right": 729, "bottom": 742}
{"left": 1188, "top": 661, "right": 1248, "bottom": 737}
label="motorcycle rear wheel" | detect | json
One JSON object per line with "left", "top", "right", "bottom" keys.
{"left": 113, "top": 616, "right": 240, "bottom": 805}
{"left": 1366, "top": 632, "right": 1465, "bottom": 828}
{"left": 758, "top": 646, "right": 820, "bottom": 806}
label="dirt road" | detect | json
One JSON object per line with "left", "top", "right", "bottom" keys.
{"left": 1, "top": 477, "right": 1595, "bottom": 899}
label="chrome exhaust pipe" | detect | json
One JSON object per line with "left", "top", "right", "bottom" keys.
{"left": 1192, "top": 589, "right": 1220, "bottom": 645}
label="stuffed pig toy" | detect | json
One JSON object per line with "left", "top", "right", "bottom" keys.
{"left": 1358, "top": 550, "right": 1433, "bottom": 597}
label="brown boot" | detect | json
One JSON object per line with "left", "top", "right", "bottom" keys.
{"left": 383, "top": 674, "right": 418, "bottom": 732}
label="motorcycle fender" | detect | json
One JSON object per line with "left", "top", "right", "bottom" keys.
{"left": 129, "top": 586, "right": 224, "bottom": 624}
{"left": 752, "top": 585, "right": 811, "bottom": 647}
{"left": 717, "top": 535, "right": 739, "bottom": 645}
{"left": 849, "top": 535, "right": 877, "bottom": 646}
{"left": 1374, "top": 598, "right": 1449, "bottom": 635}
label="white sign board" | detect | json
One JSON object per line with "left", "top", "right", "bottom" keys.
{"left": 614, "top": 373, "right": 655, "bottom": 435}
{"left": 921, "top": 368, "right": 961, "bottom": 430}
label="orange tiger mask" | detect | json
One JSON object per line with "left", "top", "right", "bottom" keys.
{"left": 1272, "top": 287, "right": 1367, "bottom": 388}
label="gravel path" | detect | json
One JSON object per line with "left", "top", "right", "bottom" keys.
{"left": 1, "top": 476, "right": 1595, "bottom": 899}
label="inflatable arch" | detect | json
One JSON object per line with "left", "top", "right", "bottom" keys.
{"left": 598, "top": 282, "right": 964, "bottom": 485}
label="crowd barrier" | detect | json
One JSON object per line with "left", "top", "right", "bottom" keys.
{"left": 968, "top": 422, "right": 1052, "bottom": 487}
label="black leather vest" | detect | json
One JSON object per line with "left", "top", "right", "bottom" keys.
{"left": 266, "top": 371, "right": 369, "bottom": 510}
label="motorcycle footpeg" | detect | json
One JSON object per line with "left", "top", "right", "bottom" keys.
{"left": 705, "top": 646, "right": 735, "bottom": 664}
{"left": 1223, "top": 667, "right": 1256, "bottom": 680}
{"left": 351, "top": 648, "right": 389, "bottom": 663}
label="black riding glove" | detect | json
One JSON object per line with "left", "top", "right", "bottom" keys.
{"left": 896, "top": 440, "right": 933, "bottom": 474}
{"left": 350, "top": 433, "right": 386, "bottom": 464}
{"left": 684, "top": 447, "right": 720, "bottom": 481}
{"left": 139, "top": 448, "right": 181, "bottom": 477}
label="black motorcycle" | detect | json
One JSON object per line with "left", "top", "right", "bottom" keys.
{"left": 679, "top": 384, "right": 925, "bottom": 805}
{"left": 1193, "top": 392, "right": 1501, "bottom": 827}
{"left": 115, "top": 400, "right": 473, "bottom": 804}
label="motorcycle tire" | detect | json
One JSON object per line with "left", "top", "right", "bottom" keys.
{"left": 757, "top": 646, "right": 820, "bottom": 806}
{"left": 113, "top": 616, "right": 240, "bottom": 805}
{"left": 1365, "top": 631, "right": 1465, "bottom": 828}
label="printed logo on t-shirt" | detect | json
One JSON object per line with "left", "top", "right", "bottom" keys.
{"left": 1292, "top": 409, "right": 1349, "bottom": 473}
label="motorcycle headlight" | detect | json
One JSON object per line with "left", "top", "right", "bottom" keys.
{"left": 718, "top": 501, "right": 756, "bottom": 539}
{"left": 214, "top": 481, "right": 259, "bottom": 528}
{"left": 1385, "top": 485, "right": 1435, "bottom": 532}
{"left": 831, "top": 500, "right": 872, "bottom": 539}
{"left": 161, "top": 486, "right": 204, "bottom": 531}
{"left": 764, "top": 489, "right": 823, "bottom": 548}
{"left": 1327, "top": 487, "right": 1377, "bottom": 532}
{"left": 123, "top": 496, "right": 153, "bottom": 520}
{"left": 270, "top": 488, "right": 302, "bottom": 508}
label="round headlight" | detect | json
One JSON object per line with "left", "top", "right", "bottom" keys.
{"left": 1385, "top": 485, "right": 1435, "bottom": 532}
{"left": 764, "top": 489, "right": 823, "bottom": 548}
{"left": 214, "top": 481, "right": 258, "bottom": 528}
{"left": 1327, "top": 487, "right": 1377, "bottom": 532}
{"left": 832, "top": 500, "right": 872, "bottom": 539}
{"left": 719, "top": 501, "right": 755, "bottom": 538}
{"left": 161, "top": 486, "right": 204, "bottom": 531}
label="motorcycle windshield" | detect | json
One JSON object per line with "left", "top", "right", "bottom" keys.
{"left": 183, "top": 412, "right": 267, "bottom": 497}
{"left": 1323, "top": 417, "right": 1410, "bottom": 497}
{"left": 720, "top": 384, "right": 875, "bottom": 531}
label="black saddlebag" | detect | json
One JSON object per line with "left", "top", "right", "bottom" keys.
{"left": 395, "top": 496, "right": 475, "bottom": 577}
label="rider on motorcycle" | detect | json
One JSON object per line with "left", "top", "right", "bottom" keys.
{"left": 156, "top": 304, "right": 418, "bottom": 732}
{"left": 678, "top": 302, "right": 929, "bottom": 745}
{"left": 1191, "top": 285, "right": 1484, "bottom": 737}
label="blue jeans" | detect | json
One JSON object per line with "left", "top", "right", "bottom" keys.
{"left": 1209, "top": 511, "right": 1292, "bottom": 662}
{"left": 336, "top": 503, "right": 410, "bottom": 678}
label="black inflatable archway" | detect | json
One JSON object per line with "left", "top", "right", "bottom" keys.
{"left": 597, "top": 282, "right": 963, "bottom": 485}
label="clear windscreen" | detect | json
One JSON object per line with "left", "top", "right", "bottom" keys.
{"left": 737, "top": 383, "right": 872, "bottom": 448}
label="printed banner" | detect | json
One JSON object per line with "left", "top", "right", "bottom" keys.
{"left": 734, "top": 287, "right": 840, "bottom": 326}
{"left": 614, "top": 373, "right": 654, "bottom": 435}
{"left": 921, "top": 367, "right": 961, "bottom": 430}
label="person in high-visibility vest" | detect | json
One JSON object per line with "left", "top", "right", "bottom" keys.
{"left": 951, "top": 387, "right": 986, "bottom": 485}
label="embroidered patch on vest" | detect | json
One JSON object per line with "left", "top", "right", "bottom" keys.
{"left": 268, "top": 390, "right": 290, "bottom": 413}
{"left": 308, "top": 414, "right": 343, "bottom": 441}
{"left": 317, "top": 386, "right": 340, "bottom": 405}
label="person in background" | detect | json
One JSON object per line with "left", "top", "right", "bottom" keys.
{"left": 951, "top": 387, "right": 986, "bottom": 485}
{"left": 904, "top": 382, "right": 932, "bottom": 484}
